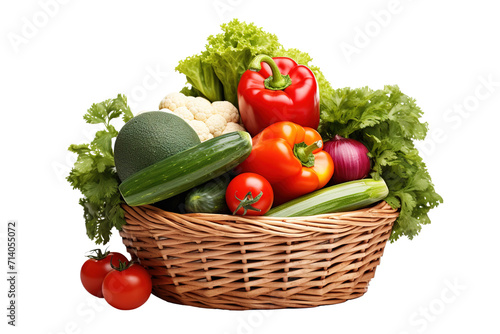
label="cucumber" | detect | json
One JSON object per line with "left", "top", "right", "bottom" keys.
{"left": 265, "top": 178, "right": 389, "bottom": 217}
{"left": 119, "top": 131, "right": 252, "bottom": 206}
{"left": 184, "top": 173, "right": 232, "bottom": 214}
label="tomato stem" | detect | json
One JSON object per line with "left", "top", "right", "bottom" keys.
{"left": 232, "top": 191, "right": 263, "bottom": 215}
{"left": 109, "top": 256, "right": 133, "bottom": 272}
{"left": 86, "top": 247, "right": 110, "bottom": 260}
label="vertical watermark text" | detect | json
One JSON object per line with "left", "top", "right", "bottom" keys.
{"left": 6, "top": 220, "right": 18, "bottom": 326}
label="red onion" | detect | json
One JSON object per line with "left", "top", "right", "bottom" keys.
{"left": 324, "top": 135, "right": 371, "bottom": 184}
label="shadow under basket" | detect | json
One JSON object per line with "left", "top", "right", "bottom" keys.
{"left": 120, "top": 201, "right": 398, "bottom": 310}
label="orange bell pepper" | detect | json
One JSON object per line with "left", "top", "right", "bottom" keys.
{"left": 236, "top": 121, "right": 334, "bottom": 205}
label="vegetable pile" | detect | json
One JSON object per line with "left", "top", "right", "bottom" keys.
{"left": 68, "top": 19, "right": 442, "bottom": 246}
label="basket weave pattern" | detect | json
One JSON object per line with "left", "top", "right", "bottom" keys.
{"left": 120, "top": 201, "right": 398, "bottom": 310}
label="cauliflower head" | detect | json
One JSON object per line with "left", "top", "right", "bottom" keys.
{"left": 158, "top": 92, "right": 245, "bottom": 142}
{"left": 172, "top": 106, "right": 194, "bottom": 121}
{"left": 222, "top": 122, "right": 246, "bottom": 135}
{"left": 205, "top": 114, "right": 227, "bottom": 137}
{"left": 159, "top": 92, "right": 189, "bottom": 111}
{"left": 186, "top": 97, "right": 215, "bottom": 122}
{"left": 212, "top": 101, "right": 239, "bottom": 123}
{"left": 188, "top": 120, "right": 213, "bottom": 142}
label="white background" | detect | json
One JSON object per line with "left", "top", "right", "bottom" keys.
{"left": 1, "top": 0, "right": 499, "bottom": 333}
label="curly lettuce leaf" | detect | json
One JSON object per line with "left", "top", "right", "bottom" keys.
{"left": 177, "top": 20, "right": 332, "bottom": 108}
{"left": 176, "top": 19, "right": 281, "bottom": 106}
{"left": 205, "top": 19, "right": 282, "bottom": 106}
{"left": 175, "top": 53, "right": 224, "bottom": 102}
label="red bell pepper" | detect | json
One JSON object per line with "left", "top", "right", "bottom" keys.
{"left": 237, "top": 55, "right": 320, "bottom": 136}
{"left": 236, "top": 121, "right": 334, "bottom": 205}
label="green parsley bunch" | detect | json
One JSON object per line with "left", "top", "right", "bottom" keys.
{"left": 67, "top": 95, "right": 133, "bottom": 244}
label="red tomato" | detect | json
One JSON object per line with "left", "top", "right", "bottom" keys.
{"left": 80, "top": 249, "right": 128, "bottom": 298}
{"left": 226, "top": 173, "right": 273, "bottom": 216}
{"left": 102, "top": 262, "right": 152, "bottom": 310}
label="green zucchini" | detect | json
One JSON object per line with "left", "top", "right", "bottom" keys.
{"left": 119, "top": 131, "right": 252, "bottom": 206}
{"left": 265, "top": 178, "right": 389, "bottom": 217}
{"left": 184, "top": 173, "right": 232, "bottom": 214}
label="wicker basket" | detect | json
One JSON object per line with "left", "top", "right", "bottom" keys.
{"left": 120, "top": 201, "right": 398, "bottom": 310}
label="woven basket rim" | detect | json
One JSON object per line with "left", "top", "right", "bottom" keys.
{"left": 122, "top": 201, "right": 398, "bottom": 239}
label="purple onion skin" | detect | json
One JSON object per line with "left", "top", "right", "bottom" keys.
{"left": 323, "top": 135, "right": 371, "bottom": 184}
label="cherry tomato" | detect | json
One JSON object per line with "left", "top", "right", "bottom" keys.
{"left": 226, "top": 172, "right": 273, "bottom": 216}
{"left": 80, "top": 249, "right": 128, "bottom": 298}
{"left": 102, "top": 262, "right": 152, "bottom": 310}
